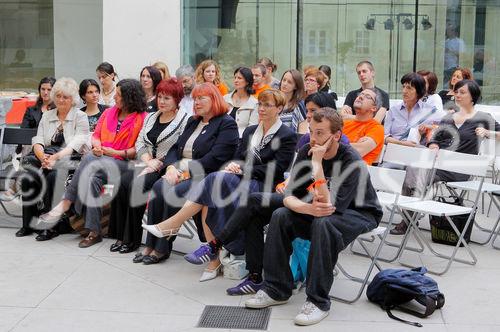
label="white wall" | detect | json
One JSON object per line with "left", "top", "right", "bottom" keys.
{"left": 53, "top": 0, "right": 103, "bottom": 82}
{"left": 102, "top": 0, "right": 181, "bottom": 80}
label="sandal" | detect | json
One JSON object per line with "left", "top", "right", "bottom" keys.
{"left": 141, "top": 224, "right": 179, "bottom": 239}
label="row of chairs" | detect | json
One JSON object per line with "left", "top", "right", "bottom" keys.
{"left": 330, "top": 143, "right": 499, "bottom": 304}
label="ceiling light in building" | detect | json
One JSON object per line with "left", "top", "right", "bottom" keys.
{"left": 402, "top": 18, "right": 414, "bottom": 30}
{"left": 421, "top": 16, "right": 432, "bottom": 30}
{"left": 384, "top": 18, "right": 394, "bottom": 30}
{"left": 365, "top": 18, "right": 375, "bottom": 30}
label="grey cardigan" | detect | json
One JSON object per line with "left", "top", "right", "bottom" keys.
{"left": 32, "top": 107, "right": 90, "bottom": 153}
{"left": 135, "top": 109, "right": 189, "bottom": 160}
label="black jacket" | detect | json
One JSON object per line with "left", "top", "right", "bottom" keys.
{"left": 235, "top": 123, "right": 297, "bottom": 187}
{"left": 21, "top": 104, "right": 45, "bottom": 129}
{"left": 163, "top": 114, "right": 239, "bottom": 177}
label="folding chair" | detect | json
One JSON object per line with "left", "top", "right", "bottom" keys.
{"left": 445, "top": 181, "right": 500, "bottom": 246}
{"left": 0, "top": 126, "right": 38, "bottom": 218}
{"left": 396, "top": 149, "right": 492, "bottom": 275}
{"left": 329, "top": 166, "right": 407, "bottom": 304}
{"left": 353, "top": 144, "right": 437, "bottom": 262}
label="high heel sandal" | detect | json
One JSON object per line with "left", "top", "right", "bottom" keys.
{"left": 141, "top": 224, "right": 179, "bottom": 238}
{"left": 199, "top": 264, "right": 222, "bottom": 282}
{"left": 31, "top": 207, "right": 67, "bottom": 230}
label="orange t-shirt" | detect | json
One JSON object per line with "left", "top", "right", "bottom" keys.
{"left": 252, "top": 84, "right": 271, "bottom": 98}
{"left": 343, "top": 118, "right": 384, "bottom": 165}
{"left": 217, "top": 83, "right": 229, "bottom": 96}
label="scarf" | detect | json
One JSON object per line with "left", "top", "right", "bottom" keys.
{"left": 93, "top": 106, "right": 146, "bottom": 157}
{"left": 249, "top": 119, "right": 282, "bottom": 163}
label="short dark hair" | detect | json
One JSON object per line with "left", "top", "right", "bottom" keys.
{"left": 318, "top": 65, "right": 332, "bottom": 79}
{"left": 401, "top": 72, "right": 426, "bottom": 100}
{"left": 356, "top": 61, "right": 374, "bottom": 71}
{"left": 312, "top": 107, "right": 343, "bottom": 133}
{"left": 79, "top": 79, "right": 101, "bottom": 102}
{"left": 252, "top": 63, "right": 267, "bottom": 77}
{"left": 304, "top": 92, "right": 337, "bottom": 110}
{"left": 417, "top": 70, "right": 439, "bottom": 95}
{"left": 140, "top": 66, "right": 162, "bottom": 92}
{"left": 234, "top": 66, "right": 255, "bottom": 95}
{"left": 454, "top": 79, "right": 481, "bottom": 105}
{"left": 156, "top": 78, "right": 185, "bottom": 107}
{"left": 365, "top": 87, "right": 383, "bottom": 111}
{"left": 116, "top": 79, "right": 146, "bottom": 113}
{"left": 36, "top": 76, "right": 56, "bottom": 106}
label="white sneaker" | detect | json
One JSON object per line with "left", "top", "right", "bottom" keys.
{"left": 245, "top": 290, "right": 288, "bottom": 309}
{"left": 293, "top": 301, "right": 329, "bottom": 326}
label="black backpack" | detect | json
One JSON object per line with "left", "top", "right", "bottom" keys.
{"left": 366, "top": 267, "right": 445, "bottom": 327}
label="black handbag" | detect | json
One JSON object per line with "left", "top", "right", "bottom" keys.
{"left": 429, "top": 196, "right": 474, "bottom": 246}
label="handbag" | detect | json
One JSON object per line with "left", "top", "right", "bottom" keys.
{"left": 429, "top": 195, "right": 474, "bottom": 246}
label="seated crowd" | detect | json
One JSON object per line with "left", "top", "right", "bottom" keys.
{"left": 6, "top": 58, "right": 500, "bottom": 326}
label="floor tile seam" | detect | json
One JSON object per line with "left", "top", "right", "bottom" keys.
{"left": 0, "top": 305, "right": 36, "bottom": 309}
{"left": 13, "top": 306, "right": 203, "bottom": 317}
{"left": 88, "top": 255, "right": 206, "bottom": 306}
{"left": 33, "top": 255, "right": 93, "bottom": 309}
{"left": 7, "top": 307, "right": 37, "bottom": 332}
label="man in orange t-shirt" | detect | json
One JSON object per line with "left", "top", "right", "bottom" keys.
{"left": 252, "top": 63, "right": 271, "bottom": 97}
{"left": 342, "top": 88, "right": 384, "bottom": 165}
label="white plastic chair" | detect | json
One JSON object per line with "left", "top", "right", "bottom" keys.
{"left": 396, "top": 149, "right": 492, "bottom": 275}
{"left": 362, "top": 144, "right": 438, "bottom": 262}
{"left": 329, "top": 166, "right": 406, "bottom": 304}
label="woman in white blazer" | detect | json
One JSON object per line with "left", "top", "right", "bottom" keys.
{"left": 17, "top": 77, "right": 90, "bottom": 240}
{"left": 224, "top": 67, "right": 259, "bottom": 137}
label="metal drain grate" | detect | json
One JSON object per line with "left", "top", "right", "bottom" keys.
{"left": 197, "top": 305, "right": 271, "bottom": 330}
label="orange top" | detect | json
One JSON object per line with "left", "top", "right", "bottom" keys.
{"left": 252, "top": 84, "right": 271, "bottom": 98}
{"left": 343, "top": 118, "right": 384, "bottom": 165}
{"left": 217, "top": 82, "right": 229, "bottom": 96}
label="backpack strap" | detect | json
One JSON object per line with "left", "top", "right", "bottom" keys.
{"left": 385, "top": 307, "right": 423, "bottom": 328}
{"left": 383, "top": 289, "right": 424, "bottom": 327}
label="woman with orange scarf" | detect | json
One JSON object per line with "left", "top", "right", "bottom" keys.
{"left": 35, "top": 79, "right": 147, "bottom": 248}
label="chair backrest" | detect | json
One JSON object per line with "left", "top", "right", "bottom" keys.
{"left": 1, "top": 127, "right": 37, "bottom": 145}
{"left": 368, "top": 165, "right": 406, "bottom": 195}
{"left": 479, "top": 137, "right": 500, "bottom": 158}
{"left": 435, "top": 149, "right": 492, "bottom": 177}
{"left": 382, "top": 143, "right": 437, "bottom": 169}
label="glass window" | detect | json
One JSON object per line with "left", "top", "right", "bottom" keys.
{"left": 0, "top": 0, "right": 54, "bottom": 91}
{"left": 182, "top": 0, "right": 500, "bottom": 104}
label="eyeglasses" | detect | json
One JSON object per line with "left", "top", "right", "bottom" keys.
{"left": 256, "top": 102, "right": 277, "bottom": 109}
{"left": 305, "top": 78, "right": 318, "bottom": 83}
{"left": 194, "top": 96, "right": 210, "bottom": 102}
{"left": 359, "top": 92, "right": 375, "bottom": 103}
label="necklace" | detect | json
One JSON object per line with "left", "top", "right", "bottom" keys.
{"left": 103, "top": 86, "right": 115, "bottom": 96}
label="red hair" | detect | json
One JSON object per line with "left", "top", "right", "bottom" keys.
{"left": 191, "top": 82, "right": 228, "bottom": 118}
{"left": 156, "top": 78, "right": 184, "bottom": 107}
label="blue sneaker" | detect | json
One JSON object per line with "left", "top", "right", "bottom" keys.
{"left": 226, "top": 277, "right": 263, "bottom": 296}
{"left": 184, "top": 244, "right": 217, "bottom": 265}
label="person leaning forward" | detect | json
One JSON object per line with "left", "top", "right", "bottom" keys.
{"left": 245, "top": 108, "right": 383, "bottom": 326}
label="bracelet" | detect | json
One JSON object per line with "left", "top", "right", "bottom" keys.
{"left": 307, "top": 178, "right": 327, "bottom": 192}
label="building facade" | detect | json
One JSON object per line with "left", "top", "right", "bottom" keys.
{"left": 1, "top": 0, "right": 499, "bottom": 103}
